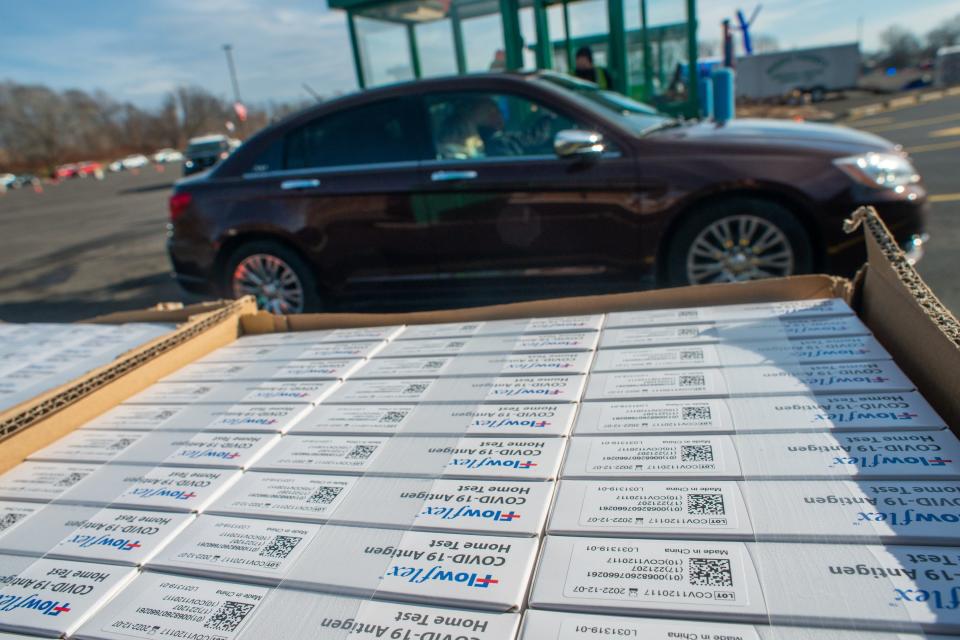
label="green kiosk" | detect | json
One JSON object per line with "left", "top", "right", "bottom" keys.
{"left": 328, "top": 0, "right": 701, "bottom": 117}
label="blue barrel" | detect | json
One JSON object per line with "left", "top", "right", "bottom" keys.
{"left": 698, "top": 76, "right": 714, "bottom": 119}
{"left": 713, "top": 67, "right": 736, "bottom": 122}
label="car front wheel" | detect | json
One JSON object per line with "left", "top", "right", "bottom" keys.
{"left": 664, "top": 198, "right": 813, "bottom": 286}
{"left": 223, "top": 240, "right": 321, "bottom": 313}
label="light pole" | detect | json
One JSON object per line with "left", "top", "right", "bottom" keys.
{"left": 222, "top": 44, "right": 245, "bottom": 135}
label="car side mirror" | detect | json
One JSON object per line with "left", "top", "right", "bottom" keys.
{"left": 554, "top": 129, "right": 605, "bottom": 158}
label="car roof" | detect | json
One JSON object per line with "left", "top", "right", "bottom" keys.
{"left": 188, "top": 135, "right": 228, "bottom": 144}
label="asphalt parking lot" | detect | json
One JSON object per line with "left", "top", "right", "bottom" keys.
{"left": 0, "top": 94, "right": 958, "bottom": 323}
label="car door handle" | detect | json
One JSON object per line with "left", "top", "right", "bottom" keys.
{"left": 281, "top": 179, "right": 321, "bottom": 190}
{"left": 430, "top": 170, "right": 478, "bottom": 182}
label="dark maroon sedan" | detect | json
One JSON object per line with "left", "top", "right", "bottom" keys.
{"left": 167, "top": 71, "right": 927, "bottom": 313}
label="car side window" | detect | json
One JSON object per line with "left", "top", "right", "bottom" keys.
{"left": 425, "top": 92, "right": 583, "bottom": 161}
{"left": 284, "top": 98, "right": 424, "bottom": 170}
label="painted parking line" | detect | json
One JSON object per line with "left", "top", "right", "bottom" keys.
{"left": 929, "top": 126, "right": 960, "bottom": 138}
{"left": 907, "top": 140, "right": 960, "bottom": 154}
{"left": 846, "top": 116, "right": 895, "bottom": 127}
{"left": 929, "top": 193, "right": 960, "bottom": 204}
{"left": 861, "top": 112, "right": 960, "bottom": 133}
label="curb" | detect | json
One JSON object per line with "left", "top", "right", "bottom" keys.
{"left": 845, "top": 85, "right": 960, "bottom": 121}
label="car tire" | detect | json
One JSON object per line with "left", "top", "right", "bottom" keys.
{"left": 662, "top": 197, "right": 813, "bottom": 287}
{"left": 222, "top": 240, "right": 322, "bottom": 314}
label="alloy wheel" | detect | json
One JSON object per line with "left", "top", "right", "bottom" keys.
{"left": 685, "top": 214, "right": 795, "bottom": 284}
{"left": 232, "top": 253, "right": 306, "bottom": 314}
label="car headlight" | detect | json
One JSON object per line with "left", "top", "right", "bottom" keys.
{"left": 833, "top": 152, "right": 920, "bottom": 190}
{"left": 185, "top": 161, "right": 194, "bottom": 168}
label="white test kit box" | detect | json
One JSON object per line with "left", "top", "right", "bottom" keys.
{"left": 74, "top": 571, "right": 521, "bottom": 640}
{"left": 584, "top": 361, "right": 915, "bottom": 400}
{"left": 399, "top": 315, "right": 604, "bottom": 340}
{"left": 78, "top": 403, "right": 313, "bottom": 434}
{"left": 199, "top": 340, "right": 385, "bottom": 363}
{"left": 235, "top": 324, "right": 404, "bottom": 346}
{"left": 28, "top": 431, "right": 280, "bottom": 469}
{"left": 54, "top": 465, "right": 242, "bottom": 513}
{"left": 376, "top": 332, "right": 600, "bottom": 358}
{"left": 148, "top": 516, "right": 539, "bottom": 611}
{"left": 519, "top": 610, "right": 946, "bottom": 640}
{"left": 352, "top": 352, "right": 594, "bottom": 379}
{"left": 605, "top": 297, "right": 853, "bottom": 328}
{"left": 0, "top": 505, "right": 193, "bottom": 566}
{"left": 291, "top": 402, "right": 577, "bottom": 437}
{"left": 0, "top": 555, "right": 137, "bottom": 637}
{"left": 573, "top": 392, "right": 946, "bottom": 436}
{"left": 531, "top": 537, "right": 960, "bottom": 632}
{"left": 326, "top": 375, "right": 585, "bottom": 404}
{"left": 209, "top": 472, "right": 554, "bottom": 536}
{"left": 561, "top": 431, "right": 960, "bottom": 480}
{"left": 598, "top": 316, "right": 869, "bottom": 349}
{"left": 160, "top": 358, "right": 365, "bottom": 383}
{"left": 251, "top": 435, "right": 566, "bottom": 481}
{"left": 548, "top": 479, "right": 960, "bottom": 545}
{"left": 592, "top": 335, "right": 891, "bottom": 372}
{"left": 0, "top": 462, "right": 101, "bottom": 503}
{"left": 123, "top": 380, "right": 338, "bottom": 405}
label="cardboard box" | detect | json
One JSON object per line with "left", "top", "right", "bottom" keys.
{"left": 584, "top": 361, "right": 915, "bottom": 400}
{"left": 398, "top": 315, "right": 604, "bottom": 339}
{"left": 123, "top": 380, "right": 339, "bottom": 405}
{"left": 250, "top": 435, "right": 566, "bottom": 481}
{"left": 529, "top": 536, "right": 960, "bottom": 632}
{"left": 519, "top": 609, "right": 947, "bottom": 639}
{"left": 74, "top": 572, "right": 521, "bottom": 640}
{"left": 290, "top": 402, "right": 577, "bottom": 437}
{"left": 159, "top": 358, "right": 365, "bottom": 382}
{"left": 325, "top": 375, "right": 585, "bottom": 404}
{"left": 77, "top": 403, "right": 313, "bottom": 434}
{"left": 591, "top": 335, "right": 891, "bottom": 371}
{"left": 148, "top": 517, "right": 539, "bottom": 611}
{"left": 573, "top": 392, "right": 945, "bottom": 436}
{"left": 351, "top": 352, "right": 594, "bottom": 378}
{"left": 604, "top": 297, "right": 854, "bottom": 327}
{"left": 0, "top": 555, "right": 137, "bottom": 637}
{"left": 561, "top": 431, "right": 960, "bottom": 480}
{"left": 208, "top": 472, "right": 554, "bottom": 536}
{"left": 375, "top": 332, "right": 600, "bottom": 358}
{"left": 598, "top": 315, "right": 870, "bottom": 349}
{"left": 548, "top": 479, "right": 960, "bottom": 544}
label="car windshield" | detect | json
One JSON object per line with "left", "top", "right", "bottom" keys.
{"left": 537, "top": 73, "right": 674, "bottom": 134}
{"left": 187, "top": 141, "right": 226, "bottom": 155}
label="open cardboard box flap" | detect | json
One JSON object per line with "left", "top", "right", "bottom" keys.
{"left": 2, "top": 207, "right": 958, "bottom": 473}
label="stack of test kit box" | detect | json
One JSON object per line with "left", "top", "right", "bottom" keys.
{"left": 1, "top": 297, "right": 959, "bottom": 639}
{"left": 529, "top": 298, "right": 960, "bottom": 637}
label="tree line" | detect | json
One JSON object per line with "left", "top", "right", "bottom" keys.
{"left": 878, "top": 14, "right": 960, "bottom": 69}
{"left": 0, "top": 82, "right": 310, "bottom": 174}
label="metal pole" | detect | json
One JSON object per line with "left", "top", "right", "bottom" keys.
{"left": 685, "top": 0, "right": 699, "bottom": 118}
{"left": 533, "top": 0, "right": 552, "bottom": 70}
{"left": 639, "top": 0, "right": 653, "bottom": 99}
{"left": 606, "top": 0, "right": 628, "bottom": 93}
{"left": 407, "top": 23, "right": 422, "bottom": 78}
{"left": 499, "top": 0, "right": 523, "bottom": 70}
{"left": 562, "top": 0, "right": 574, "bottom": 72}
{"left": 451, "top": 6, "right": 467, "bottom": 73}
{"left": 222, "top": 44, "right": 242, "bottom": 104}
{"left": 347, "top": 11, "right": 366, "bottom": 89}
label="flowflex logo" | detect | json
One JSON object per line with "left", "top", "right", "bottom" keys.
{"left": 64, "top": 534, "right": 142, "bottom": 551}
{"left": 814, "top": 411, "right": 919, "bottom": 424}
{"left": 448, "top": 458, "right": 537, "bottom": 470}
{"left": 474, "top": 418, "right": 550, "bottom": 429}
{"left": 833, "top": 455, "right": 953, "bottom": 468}
{"left": 0, "top": 593, "right": 71, "bottom": 616}
{"left": 176, "top": 449, "right": 242, "bottom": 460}
{"left": 489, "top": 387, "right": 563, "bottom": 397}
{"left": 421, "top": 505, "right": 521, "bottom": 522}
{"left": 857, "top": 510, "right": 960, "bottom": 526}
{"left": 386, "top": 565, "right": 499, "bottom": 588}
{"left": 128, "top": 487, "right": 197, "bottom": 500}
{"left": 221, "top": 416, "right": 279, "bottom": 426}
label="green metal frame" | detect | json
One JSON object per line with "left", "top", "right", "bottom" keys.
{"left": 406, "top": 23, "right": 422, "bottom": 78}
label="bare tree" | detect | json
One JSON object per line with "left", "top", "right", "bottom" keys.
{"left": 926, "top": 14, "right": 960, "bottom": 56}
{"left": 880, "top": 26, "right": 922, "bottom": 68}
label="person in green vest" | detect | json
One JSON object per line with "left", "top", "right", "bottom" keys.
{"left": 573, "top": 46, "right": 612, "bottom": 89}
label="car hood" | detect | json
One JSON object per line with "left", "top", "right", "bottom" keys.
{"left": 655, "top": 118, "right": 897, "bottom": 156}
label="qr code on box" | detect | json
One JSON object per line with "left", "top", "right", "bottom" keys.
{"left": 688, "top": 557, "right": 733, "bottom": 587}
{"left": 204, "top": 600, "right": 255, "bottom": 633}
{"left": 346, "top": 444, "right": 378, "bottom": 460}
{"left": 307, "top": 485, "right": 344, "bottom": 505}
{"left": 679, "top": 350, "right": 703, "bottom": 361}
{"left": 422, "top": 360, "right": 446, "bottom": 370}
{"left": 687, "top": 493, "right": 725, "bottom": 515}
{"left": 679, "top": 375, "right": 706, "bottom": 388}
{"left": 379, "top": 410, "right": 410, "bottom": 424}
{"left": 0, "top": 512, "right": 27, "bottom": 532}
{"left": 259, "top": 535, "right": 302, "bottom": 559}
{"left": 55, "top": 471, "right": 89, "bottom": 487}
{"left": 680, "top": 445, "right": 714, "bottom": 462}
{"left": 682, "top": 405, "right": 712, "bottom": 421}
{"left": 403, "top": 383, "right": 430, "bottom": 395}
{"left": 107, "top": 438, "right": 138, "bottom": 451}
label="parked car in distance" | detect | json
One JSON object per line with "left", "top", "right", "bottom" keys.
{"left": 183, "top": 135, "right": 233, "bottom": 176}
{"left": 121, "top": 154, "right": 150, "bottom": 170}
{"left": 0, "top": 173, "right": 14, "bottom": 190}
{"left": 13, "top": 174, "right": 38, "bottom": 188}
{"left": 55, "top": 164, "right": 79, "bottom": 180}
{"left": 76, "top": 161, "right": 103, "bottom": 178}
{"left": 168, "top": 71, "right": 928, "bottom": 314}
{"left": 153, "top": 148, "right": 184, "bottom": 163}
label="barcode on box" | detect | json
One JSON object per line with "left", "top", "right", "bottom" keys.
{"left": 680, "top": 445, "right": 714, "bottom": 462}
{"left": 679, "top": 350, "right": 704, "bottom": 361}
{"left": 423, "top": 360, "right": 446, "bottom": 370}
{"left": 307, "top": 485, "right": 344, "bottom": 505}
{"left": 55, "top": 472, "right": 87, "bottom": 487}
{"left": 107, "top": 438, "right": 137, "bottom": 451}
{"left": 346, "top": 444, "right": 378, "bottom": 460}
{"left": 678, "top": 311, "right": 698, "bottom": 318}
{"left": 259, "top": 535, "right": 303, "bottom": 559}
{"left": 679, "top": 375, "right": 706, "bottom": 388}
{"left": 204, "top": 600, "right": 255, "bottom": 633}
{"left": 403, "top": 383, "right": 430, "bottom": 395}
{"left": 0, "top": 512, "right": 27, "bottom": 532}
{"left": 687, "top": 493, "right": 725, "bottom": 515}
{"left": 379, "top": 410, "right": 410, "bottom": 424}
{"left": 688, "top": 557, "right": 733, "bottom": 587}
{"left": 677, "top": 328, "right": 700, "bottom": 337}
{"left": 681, "top": 405, "right": 712, "bottom": 421}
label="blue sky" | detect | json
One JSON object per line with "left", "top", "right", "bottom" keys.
{"left": 0, "top": 0, "right": 957, "bottom": 106}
